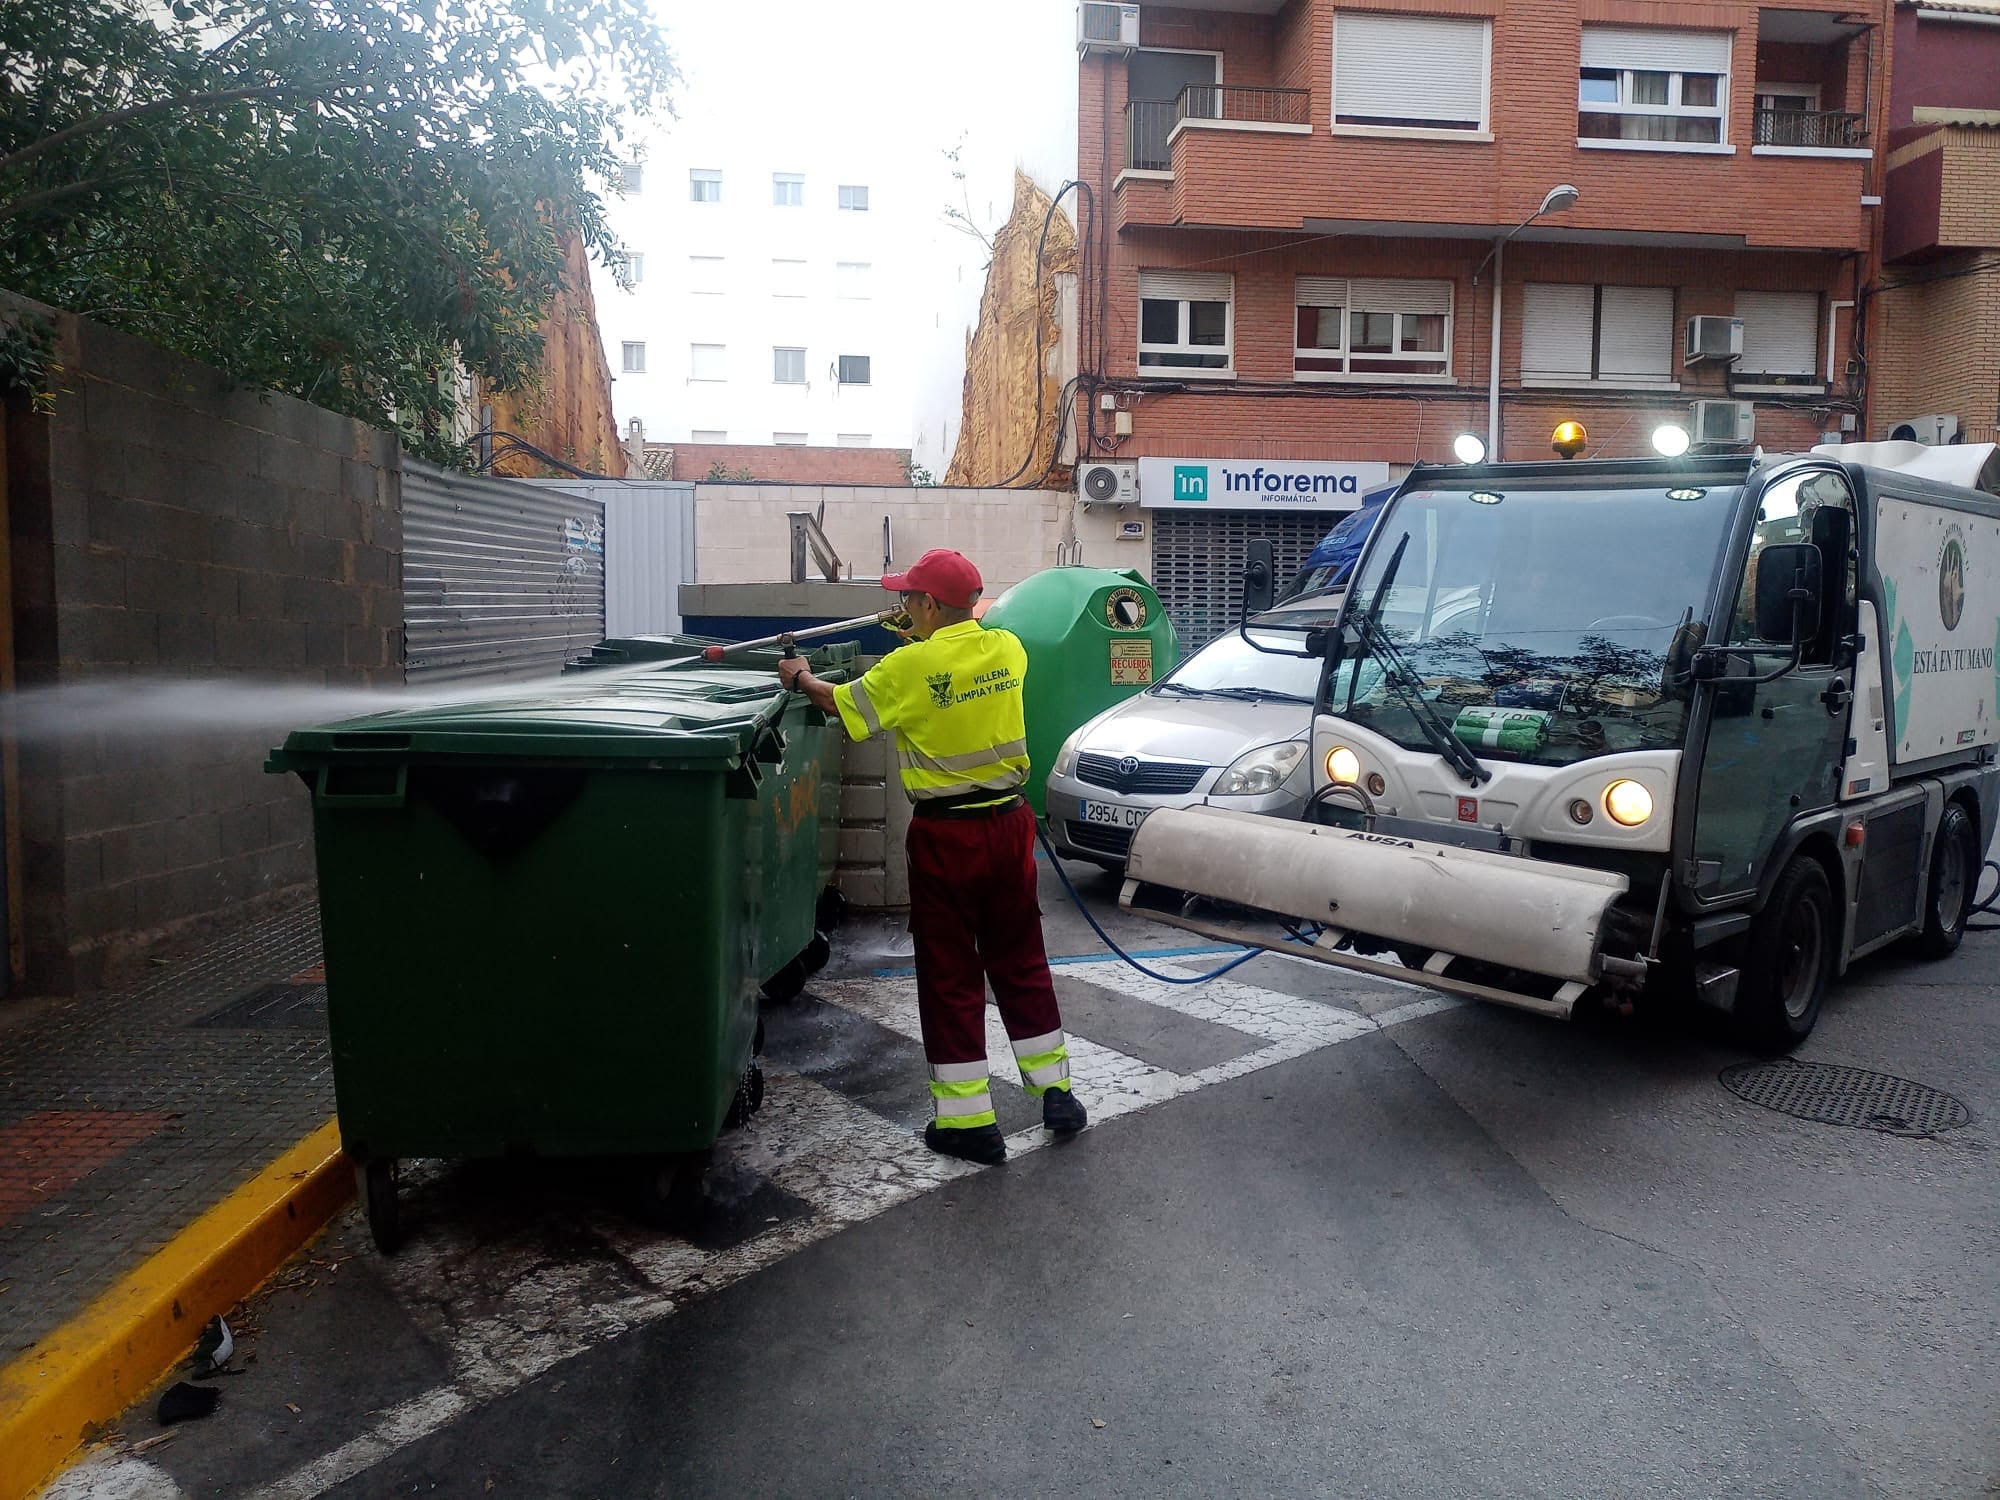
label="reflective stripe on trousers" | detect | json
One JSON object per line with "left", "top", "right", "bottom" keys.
{"left": 929, "top": 1059, "right": 996, "bottom": 1130}
{"left": 1010, "top": 1028, "right": 1072, "bottom": 1097}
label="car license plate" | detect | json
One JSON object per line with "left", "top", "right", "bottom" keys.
{"left": 1080, "top": 801, "right": 1147, "bottom": 829}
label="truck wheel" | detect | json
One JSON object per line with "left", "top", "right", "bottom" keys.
{"left": 1910, "top": 802, "right": 1978, "bottom": 959}
{"left": 1734, "top": 856, "right": 1836, "bottom": 1054}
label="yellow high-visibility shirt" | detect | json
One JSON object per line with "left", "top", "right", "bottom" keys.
{"left": 832, "top": 620, "right": 1031, "bottom": 804}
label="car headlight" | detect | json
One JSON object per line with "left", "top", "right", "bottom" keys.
{"left": 1053, "top": 729, "right": 1083, "bottom": 779}
{"left": 1603, "top": 779, "right": 1654, "bottom": 827}
{"left": 1214, "top": 741, "right": 1307, "bottom": 797}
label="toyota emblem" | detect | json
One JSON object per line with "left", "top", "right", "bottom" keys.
{"left": 1117, "top": 756, "right": 1141, "bottom": 778}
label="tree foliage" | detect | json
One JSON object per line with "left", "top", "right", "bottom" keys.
{"left": 0, "top": 0, "right": 672, "bottom": 461}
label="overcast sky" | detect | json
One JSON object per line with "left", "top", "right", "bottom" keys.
{"left": 637, "top": 0, "right": 1079, "bottom": 463}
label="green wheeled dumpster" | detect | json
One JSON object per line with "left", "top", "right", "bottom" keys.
{"left": 266, "top": 646, "right": 852, "bottom": 1251}
{"left": 981, "top": 567, "right": 1179, "bottom": 816}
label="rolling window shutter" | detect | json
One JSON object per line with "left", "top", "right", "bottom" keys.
{"left": 1348, "top": 278, "right": 1453, "bottom": 315}
{"left": 1139, "top": 269, "right": 1234, "bottom": 303}
{"left": 1734, "top": 291, "right": 1818, "bottom": 375}
{"left": 1580, "top": 26, "right": 1732, "bottom": 74}
{"left": 1296, "top": 276, "right": 1348, "bottom": 308}
{"left": 1521, "top": 284, "right": 1595, "bottom": 379}
{"left": 1334, "top": 14, "right": 1488, "bottom": 126}
{"left": 1597, "top": 286, "right": 1675, "bottom": 381}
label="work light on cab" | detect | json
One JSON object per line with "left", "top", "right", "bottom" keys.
{"left": 1325, "top": 746, "right": 1363, "bottom": 785}
{"left": 1604, "top": 779, "right": 1654, "bottom": 826}
{"left": 1551, "top": 421, "right": 1588, "bottom": 459}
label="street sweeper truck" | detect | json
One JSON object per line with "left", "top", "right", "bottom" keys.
{"left": 1122, "top": 440, "right": 2000, "bottom": 1050}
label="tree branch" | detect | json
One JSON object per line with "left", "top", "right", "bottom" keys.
{"left": 0, "top": 87, "right": 295, "bottom": 178}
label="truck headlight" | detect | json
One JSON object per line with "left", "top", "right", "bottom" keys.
{"left": 1324, "top": 745, "right": 1362, "bottom": 785}
{"left": 1215, "top": 742, "right": 1306, "bottom": 797}
{"left": 1604, "top": 779, "right": 1654, "bottom": 826}
{"left": 1053, "top": 730, "right": 1083, "bottom": 779}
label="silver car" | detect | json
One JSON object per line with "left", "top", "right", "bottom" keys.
{"left": 1045, "top": 592, "right": 1341, "bottom": 868}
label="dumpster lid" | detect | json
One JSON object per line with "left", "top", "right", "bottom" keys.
{"left": 269, "top": 667, "right": 805, "bottom": 766}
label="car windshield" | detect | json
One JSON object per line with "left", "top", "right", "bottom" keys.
{"left": 1155, "top": 623, "right": 1322, "bottom": 701}
{"left": 1331, "top": 480, "right": 1739, "bottom": 767}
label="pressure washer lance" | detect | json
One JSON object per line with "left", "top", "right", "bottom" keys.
{"left": 700, "top": 608, "right": 911, "bottom": 664}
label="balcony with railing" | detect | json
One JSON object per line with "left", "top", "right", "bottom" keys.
{"left": 1122, "top": 84, "right": 1312, "bottom": 173}
{"left": 1753, "top": 106, "right": 1867, "bottom": 150}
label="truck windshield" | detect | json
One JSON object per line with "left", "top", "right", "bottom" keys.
{"left": 1330, "top": 481, "right": 1739, "bottom": 767}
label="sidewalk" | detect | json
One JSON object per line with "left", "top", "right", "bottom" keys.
{"left": 0, "top": 896, "right": 342, "bottom": 1493}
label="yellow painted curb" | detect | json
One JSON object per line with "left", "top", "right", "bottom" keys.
{"left": 0, "top": 1119, "right": 352, "bottom": 1500}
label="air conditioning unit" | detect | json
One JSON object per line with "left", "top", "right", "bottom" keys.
{"left": 1685, "top": 316, "right": 1744, "bottom": 366}
{"left": 1887, "top": 414, "right": 1961, "bottom": 445}
{"left": 1078, "top": 2, "right": 1140, "bottom": 53}
{"left": 1078, "top": 461, "right": 1138, "bottom": 507}
{"left": 1690, "top": 399, "right": 1756, "bottom": 446}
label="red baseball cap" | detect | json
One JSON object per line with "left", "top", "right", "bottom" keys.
{"left": 882, "top": 549, "right": 983, "bottom": 609}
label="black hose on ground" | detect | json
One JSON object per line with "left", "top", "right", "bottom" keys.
{"left": 1966, "top": 859, "right": 2000, "bottom": 932}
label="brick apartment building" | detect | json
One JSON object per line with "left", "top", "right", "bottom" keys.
{"left": 1074, "top": 0, "right": 1890, "bottom": 639}
{"left": 1874, "top": 0, "right": 2000, "bottom": 445}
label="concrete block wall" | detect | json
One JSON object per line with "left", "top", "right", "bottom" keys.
{"left": 832, "top": 702, "right": 911, "bottom": 912}
{"left": 4, "top": 295, "right": 402, "bottom": 993}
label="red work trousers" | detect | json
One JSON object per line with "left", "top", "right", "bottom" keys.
{"left": 905, "top": 799, "right": 1065, "bottom": 1072}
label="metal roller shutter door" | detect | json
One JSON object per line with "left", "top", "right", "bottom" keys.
{"left": 1150, "top": 512, "right": 1338, "bottom": 650}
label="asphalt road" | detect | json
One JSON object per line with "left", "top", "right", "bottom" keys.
{"left": 47, "top": 855, "right": 2000, "bottom": 1499}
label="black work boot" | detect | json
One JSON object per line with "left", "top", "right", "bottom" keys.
{"left": 925, "top": 1120, "right": 1006, "bottom": 1165}
{"left": 1041, "top": 1086, "right": 1088, "bottom": 1135}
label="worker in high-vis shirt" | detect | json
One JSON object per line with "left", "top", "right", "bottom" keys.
{"left": 778, "top": 549, "right": 1087, "bottom": 1165}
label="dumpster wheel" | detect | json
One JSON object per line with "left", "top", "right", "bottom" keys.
{"left": 359, "top": 1159, "right": 401, "bottom": 1255}
{"left": 760, "top": 932, "right": 828, "bottom": 1003}
{"left": 635, "top": 1150, "right": 710, "bottom": 1231}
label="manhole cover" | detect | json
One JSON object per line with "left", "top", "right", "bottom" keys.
{"left": 191, "top": 982, "right": 328, "bottom": 1032}
{"left": 1720, "top": 1059, "right": 1970, "bottom": 1137}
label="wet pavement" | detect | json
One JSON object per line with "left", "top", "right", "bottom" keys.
{"left": 35, "top": 854, "right": 2000, "bottom": 1498}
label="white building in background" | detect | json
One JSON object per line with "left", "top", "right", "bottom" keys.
{"left": 594, "top": 118, "right": 928, "bottom": 457}
{"left": 592, "top": 1, "right": 1079, "bottom": 473}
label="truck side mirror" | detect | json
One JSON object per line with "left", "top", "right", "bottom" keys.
{"left": 1243, "top": 538, "right": 1276, "bottom": 617}
{"left": 1753, "top": 543, "right": 1822, "bottom": 645}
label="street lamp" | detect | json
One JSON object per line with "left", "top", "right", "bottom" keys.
{"left": 1478, "top": 184, "right": 1580, "bottom": 462}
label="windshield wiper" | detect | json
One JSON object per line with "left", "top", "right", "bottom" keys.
{"left": 1205, "top": 686, "right": 1314, "bottom": 704}
{"left": 1151, "top": 681, "right": 1221, "bottom": 697}
{"left": 1355, "top": 534, "right": 1489, "bottom": 788}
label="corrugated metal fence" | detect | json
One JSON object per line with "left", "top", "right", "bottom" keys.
{"left": 527, "top": 479, "right": 697, "bottom": 637}
{"left": 402, "top": 460, "right": 606, "bottom": 683}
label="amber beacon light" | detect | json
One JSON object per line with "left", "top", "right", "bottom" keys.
{"left": 1551, "top": 421, "right": 1589, "bottom": 459}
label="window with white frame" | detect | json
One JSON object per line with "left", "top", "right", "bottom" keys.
{"left": 691, "top": 430, "right": 727, "bottom": 443}
{"left": 837, "top": 433, "right": 871, "bottom": 447}
{"left": 1579, "top": 28, "right": 1731, "bottom": 145}
{"left": 689, "top": 168, "right": 722, "bottom": 202}
{"left": 773, "top": 347, "right": 806, "bottom": 384}
{"left": 771, "top": 258, "right": 807, "bottom": 298}
{"left": 773, "top": 432, "right": 807, "bottom": 445}
{"left": 1293, "top": 277, "right": 1451, "bottom": 379}
{"left": 1734, "top": 291, "right": 1820, "bottom": 377}
{"left": 621, "top": 341, "right": 646, "bottom": 374}
{"left": 1140, "top": 270, "right": 1233, "bottom": 371}
{"left": 690, "top": 343, "right": 725, "bottom": 380}
{"left": 838, "top": 184, "right": 870, "bottom": 212}
{"left": 1520, "top": 283, "right": 1676, "bottom": 386}
{"left": 688, "top": 255, "right": 724, "bottom": 295}
{"left": 836, "top": 261, "right": 871, "bottom": 298}
{"left": 836, "top": 354, "right": 872, "bottom": 385}
{"left": 622, "top": 253, "right": 644, "bottom": 285}
{"left": 619, "top": 163, "right": 643, "bottom": 194}
{"left": 1333, "top": 12, "right": 1491, "bottom": 132}
{"left": 773, "top": 172, "right": 804, "bottom": 207}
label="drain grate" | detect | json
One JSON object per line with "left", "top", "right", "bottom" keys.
{"left": 1720, "top": 1059, "right": 1970, "bottom": 1137}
